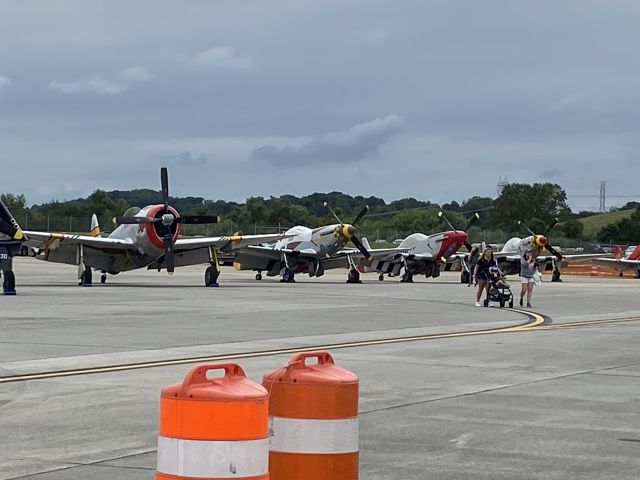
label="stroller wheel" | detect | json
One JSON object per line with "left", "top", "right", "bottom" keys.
{"left": 509, "top": 299, "right": 514, "bottom": 308}
{"left": 500, "top": 300, "right": 505, "bottom": 308}
{"left": 483, "top": 299, "right": 489, "bottom": 307}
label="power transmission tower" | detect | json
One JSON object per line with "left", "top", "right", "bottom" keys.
{"left": 599, "top": 181, "right": 606, "bottom": 212}
{"left": 497, "top": 176, "right": 509, "bottom": 196}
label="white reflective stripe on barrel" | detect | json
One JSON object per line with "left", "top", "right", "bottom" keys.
{"left": 157, "top": 436, "right": 269, "bottom": 478}
{"left": 269, "top": 416, "right": 359, "bottom": 454}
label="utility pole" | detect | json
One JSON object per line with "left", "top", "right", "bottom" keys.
{"left": 599, "top": 181, "right": 606, "bottom": 213}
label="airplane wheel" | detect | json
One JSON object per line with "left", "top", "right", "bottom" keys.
{"left": 460, "top": 271, "right": 470, "bottom": 284}
{"left": 80, "top": 267, "right": 92, "bottom": 287}
{"left": 500, "top": 300, "right": 505, "bottom": 308}
{"left": 255, "top": 272, "right": 262, "bottom": 281}
{"left": 101, "top": 274, "right": 107, "bottom": 284}
{"left": 635, "top": 268, "right": 640, "bottom": 279}
{"left": 378, "top": 274, "right": 384, "bottom": 282}
{"left": 205, "top": 266, "right": 219, "bottom": 286}
{"left": 20, "top": 245, "right": 29, "bottom": 257}
{"left": 3, "top": 270, "right": 15, "bottom": 293}
{"left": 281, "top": 269, "right": 295, "bottom": 283}
{"left": 400, "top": 271, "right": 413, "bottom": 283}
{"left": 619, "top": 271, "right": 624, "bottom": 277}
{"left": 347, "top": 269, "right": 361, "bottom": 284}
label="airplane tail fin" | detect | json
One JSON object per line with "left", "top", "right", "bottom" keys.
{"left": 0, "top": 198, "right": 25, "bottom": 241}
{"left": 361, "top": 236, "right": 372, "bottom": 251}
{"left": 89, "top": 214, "right": 101, "bottom": 237}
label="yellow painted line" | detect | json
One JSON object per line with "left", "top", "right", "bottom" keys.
{"left": 0, "top": 308, "right": 547, "bottom": 384}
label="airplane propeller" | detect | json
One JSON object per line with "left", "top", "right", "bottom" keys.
{"left": 438, "top": 211, "right": 480, "bottom": 251}
{"left": 0, "top": 199, "right": 26, "bottom": 240}
{"left": 323, "top": 202, "right": 371, "bottom": 259}
{"left": 115, "top": 167, "right": 220, "bottom": 274}
{"left": 518, "top": 218, "right": 563, "bottom": 260}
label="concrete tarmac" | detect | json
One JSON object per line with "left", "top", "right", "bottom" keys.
{"left": 1, "top": 258, "right": 639, "bottom": 479}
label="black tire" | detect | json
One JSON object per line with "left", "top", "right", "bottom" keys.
{"left": 401, "top": 271, "right": 413, "bottom": 283}
{"left": 282, "top": 269, "right": 295, "bottom": 283}
{"left": 3, "top": 270, "right": 15, "bottom": 292}
{"left": 483, "top": 298, "right": 489, "bottom": 307}
{"left": 460, "top": 271, "right": 470, "bottom": 284}
{"left": 255, "top": 272, "right": 262, "bottom": 281}
{"left": 500, "top": 300, "right": 505, "bottom": 308}
{"left": 347, "top": 269, "right": 360, "bottom": 284}
{"left": 509, "top": 299, "right": 514, "bottom": 308}
{"left": 100, "top": 274, "right": 107, "bottom": 284}
{"left": 80, "top": 267, "right": 92, "bottom": 286}
{"left": 205, "top": 266, "right": 219, "bottom": 286}
{"left": 378, "top": 274, "right": 384, "bottom": 282}
{"left": 20, "top": 245, "right": 29, "bottom": 257}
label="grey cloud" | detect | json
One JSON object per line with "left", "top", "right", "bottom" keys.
{"left": 251, "top": 115, "right": 403, "bottom": 167}
{"left": 119, "top": 66, "right": 154, "bottom": 83}
{"left": 155, "top": 152, "right": 210, "bottom": 168}
{"left": 0, "top": 75, "right": 11, "bottom": 88}
{"left": 539, "top": 169, "right": 563, "bottom": 180}
{"left": 189, "top": 46, "right": 253, "bottom": 69}
{"left": 48, "top": 76, "right": 128, "bottom": 95}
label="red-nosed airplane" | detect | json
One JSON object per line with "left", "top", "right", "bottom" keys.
{"left": 589, "top": 244, "right": 640, "bottom": 278}
{"left": 0, "top": 168, "right": 287, "bottom": 291}
{"left": 360, "top": 211, "right": 480, "bottom": 282}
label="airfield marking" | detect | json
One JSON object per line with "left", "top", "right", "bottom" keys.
{"left": 1, "top": 311, "right": 637, "bottom": 384}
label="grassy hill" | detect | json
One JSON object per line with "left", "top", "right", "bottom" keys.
{"left": 578, "top": 209, "right": 634, "bottom": 238}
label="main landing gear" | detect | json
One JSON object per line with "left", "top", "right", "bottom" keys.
{"left": 79, "top": 266, "right": 93, "bottom": 287}
{"left": 204, "top": 265, "right": 220, "bottom": 287}
{"left": 281, "top": 268, "right": 295, "bottom": 283}
{"left": 400, "top": 269, "right": 414, "bottom": 283}
{"left": 346, "top": 268, "right": 361, "bottom": 284}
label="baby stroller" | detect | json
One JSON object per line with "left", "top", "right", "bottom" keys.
{"left": 484, "top": 267, "right": 514, "bottom": 308}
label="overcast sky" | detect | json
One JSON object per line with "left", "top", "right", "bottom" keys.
{"left": 1, "top": 0, "right": 639, "bottom": 211}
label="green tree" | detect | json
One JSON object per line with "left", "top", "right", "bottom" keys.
{"left": 492, "top": 183, "right": 570, "bottom": 232}
{"left": 558, "top": 219, "right": 584, "bottom": 239}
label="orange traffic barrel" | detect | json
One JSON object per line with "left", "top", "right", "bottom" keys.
{"left": 263, "top": 351, "right": 359, "bottom": 480}
{"left": 156, "top": 362, "right": 269, "bottom": 479}
{"left": 590, "top": 266, "right": 600, "bottom": 276}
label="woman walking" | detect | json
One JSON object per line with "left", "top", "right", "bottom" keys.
{"left": 467, "top": 246, "right": 480, "bottom": 287}
{"left": 519, "top": 250, "right": 537, "bottom": 308}
{"left": 474, "top": 247, "right": 497, "bottom": 306}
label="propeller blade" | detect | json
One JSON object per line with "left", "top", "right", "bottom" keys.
{"left": 0, "top": 199, "right": 25, "bottom": 240}
{"left": 464, "top": 212, "right": 480, "bottom": 232}
{"left": 351, "top": 205, "right": 369, "bottom": 226}
{"left": 163, "top": 228, "right": 175, "bottom": 274}
{"left": 518, "top": 220, "right": 537, "bottom": 237}
{"left": 115, "top": 216, "right": 156, "bottom": 225}
{"left": 161, "top": 167, "right": 169, "bottom": 213}
{"left": 351, "top": 236, "right": 371, "bottom": 260}
{"left": 177, "top": 215, "right": 221, "bottom": 225}
{"left": 543, "top": 217, "right": 559, "bottom": 236}
{"left": 438, "top": 211, "right": 455, "bottom": 231}
{"left": 323, "top": 202, "right": 343, "bottom": 224}
{"left": 546, "top": 244, "right": 563, "bottom": 260}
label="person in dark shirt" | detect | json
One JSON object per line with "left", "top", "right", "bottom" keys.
{"left": 473, "top": 247, "right": 497, "bottom": 306}
{"left": 467, "top": 246, "right": 480, "bottom": 287}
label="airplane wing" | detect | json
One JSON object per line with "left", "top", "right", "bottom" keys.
{"left": 589, "top": 257, "right": 640, "bottom": 268}
{"left": 174, "top": 233, "right": 289, "bottom": 253}
{"left": 24, "top": 231, "right": 136, "bottom": 251}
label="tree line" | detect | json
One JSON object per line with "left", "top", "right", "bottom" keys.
{"left": 2, "top": 183, "right": 639, "bottom": 244}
